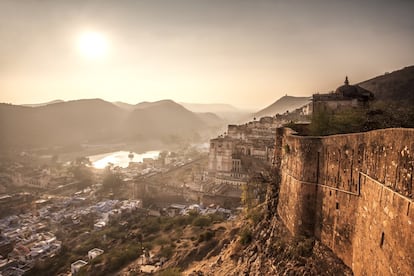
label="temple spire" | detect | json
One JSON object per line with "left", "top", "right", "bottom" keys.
{"left": 344, "top": 76, "right": 349, "bottom": 85}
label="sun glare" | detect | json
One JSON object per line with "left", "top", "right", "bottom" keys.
{"left": 77, "top": 31, "right": 108, "bottom": 59}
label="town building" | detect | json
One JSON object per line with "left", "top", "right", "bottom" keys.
{"left": 208, "top": 117, "right": 281, "bottom": 188}
{"left": 88, "top": 248, "right": 104, "bottom": 260}
{"left": 71, "top": 260, "right": 87, "bottom": 275}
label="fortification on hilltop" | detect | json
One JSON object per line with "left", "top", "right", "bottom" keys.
{"left": 274, "top": 127, "right": 414, "bottom": 275}
{"left": 313, "top": 76, "right": 374, "bottom": 114}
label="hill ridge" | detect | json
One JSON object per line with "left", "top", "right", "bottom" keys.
{"left": 254, "top": 95, "right": 311, "bottom": 118}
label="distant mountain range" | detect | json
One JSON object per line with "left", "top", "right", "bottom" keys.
{"left": 2, "top": 65, "right": 413, "bottom": 151}
{"left": 112, "top": 101, "right": 250, "bottom": 123}
{"left": 112, "top": 101, "right": 136, "bottom": 111}
{"left": 0, "top": 99, "right": 226, "bottom": 151}
{"left": 180, "top": 102, "right": 251, "bottom": 123}
{"left": 254, "top": 95, "right": 311, "bottom": 118}
{"left": 21, "top": 99, "right": 65, "bottom": 108}
{"left": 124, "top": 100, "right": 222, "bottom": 138}
{"left": 180, "top": 102, "right": 240, "bottom": 114}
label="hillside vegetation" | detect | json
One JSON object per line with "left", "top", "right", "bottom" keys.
{"left": 359, "top": 65, "right": 414, "bottom": 104}
{"left": 255, "top": 95, "right": 311, "bottom": 118}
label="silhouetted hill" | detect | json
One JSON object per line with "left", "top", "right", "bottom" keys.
{"left": 134, "top": 99, "right": 180, "bottom": 109}
{"left": 21, "top": 99, "right": 65, "bottom": 107}
{"left": 125, "top": 100, "right": 207, "bottom": 139}
{"left": 359, "top": 65, "right": 414, "bottom": 105}
{"left": 134, "top": 100, "right": 226, "bottom": 129}
{"left": 196, "top": 112, "right": 226, "bottom": 127}
{"left": 0, "top": 99, "right": 125, "bottom": 150}
{"left": 119, "top": 100, "right": 226, "bottom": 129}
{"left": 180, "top": 103, "right": 240, "bottom": 113}
{"left": 180, "top": 102, "right": 251, "bottom": 123}
{"left": 113, "top": 101, "right": 135, "bottom": 111}
{"left": 0, "top": 99, "right": 222, "bottom": 151}
{"left": 255, "top": 95, "right": 311, "bottom": 118}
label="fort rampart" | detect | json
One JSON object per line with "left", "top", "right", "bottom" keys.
{"left": 275, "top": 128, "right": 413, "bottom": 275}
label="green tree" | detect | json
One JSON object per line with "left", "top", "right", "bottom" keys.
{"left": 239, "top": 227, "right": 252, "bottom": 245}
{"left": 50, "top": 154, "right": 59, "bottom": 165}
{"left": 241, "top": 183, "right": 255, "bottom": 211}
{"left": 308, "top": 100, "right": 414, "bottom": 136}
{"left": 192, "top": 216, "right": 211, "bottom": 228}
{"left": 102, "top": 168, "right": 123, "bottom": 194}
{"left": 69, "top": 157, "right": 93, "bottom": 190}
{"left": 156, "top": 268, "right": 182, "bottom": 276}
{"left": 330, "top": 108, "right": 365, "bottom": 134}
{"left": 308, "top": 109, "right": 332, "bottom": 135}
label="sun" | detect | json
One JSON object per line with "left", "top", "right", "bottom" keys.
{"left": 77, "top": 31, "right": 108, "bottom": 59}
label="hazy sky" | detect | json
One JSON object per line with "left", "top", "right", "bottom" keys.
{"left": 1, "top": 0, "right": 414, "bottom": 109}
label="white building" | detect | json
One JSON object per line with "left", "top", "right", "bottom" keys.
{"left": 88, "top": 248, "right": 104, "bottom": 260}
{"left": 94, "top": 221, "right": 106, "bottom": 231}
{"left": 71, "top": 260, "right": 87, "bottom": 274}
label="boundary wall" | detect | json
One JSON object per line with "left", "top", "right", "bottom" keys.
{"left": 275, "top": 128, "right": 414, "bottom": 275}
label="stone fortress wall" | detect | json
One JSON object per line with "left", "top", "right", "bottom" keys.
{"left": 274, "top": 127, "right": 414, "bottom": 275}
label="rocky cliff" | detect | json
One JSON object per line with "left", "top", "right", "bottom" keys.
{"left": 184, "top": 172, "right": 352, "bottom": 275}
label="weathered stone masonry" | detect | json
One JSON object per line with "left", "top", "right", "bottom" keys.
{"left": 274, "top": 128, "right": 414, "bottom": 275}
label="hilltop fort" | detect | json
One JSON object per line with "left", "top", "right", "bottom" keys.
{"left": 190, "top": 69, "right": 414, "bottom": 275}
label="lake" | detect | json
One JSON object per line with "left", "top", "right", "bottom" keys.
{"left": 88, "top": 150, "right": 160, "bottom": 169}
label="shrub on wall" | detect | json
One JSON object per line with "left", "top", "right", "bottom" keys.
{"left": 239, "top": 227, "right": 253, "bottom": 245}
{"left": 284, "top": 144, "right": 291, "bottom": 154}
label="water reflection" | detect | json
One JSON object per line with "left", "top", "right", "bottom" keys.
{"left": 89, "top": 150, "right": 160, "bottom": 169}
